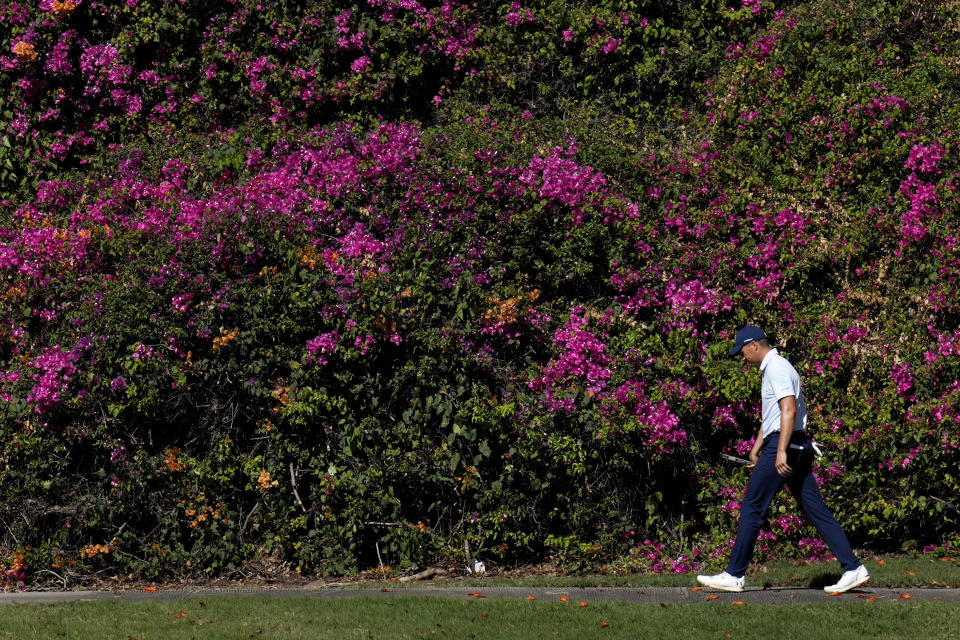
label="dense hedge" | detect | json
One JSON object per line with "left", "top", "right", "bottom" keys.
{"left": 1, "top": 0, "right": 959, "bottom": 585}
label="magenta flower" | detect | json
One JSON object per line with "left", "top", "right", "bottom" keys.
{"left": 171, "top": 293, "right": 193, "bottom": 313}
{"left": 27, "top": 346, "right": 79, "bottom": 414}
{"left": 889, "top": 362, "right": 913, "bottom": 397}
{"left": 602, "top": 38, "right": 620, "bottom": 55}
{"left": 306, "top": 331, "right": 340, "bottom": 365}
{"left": 351, "top": 56, "right": 372, "bottom": 73}
{"left": 529, "top": 308, "right": 611, "bottom": 413}
{"left": 904, "top": 143, "right": 946, "bottom": 174}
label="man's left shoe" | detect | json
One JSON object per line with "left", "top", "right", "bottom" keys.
{"left": 824, "top": 565, "right": 870, "bottom": 594}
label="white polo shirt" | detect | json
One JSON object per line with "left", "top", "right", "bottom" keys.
{"left": 759, "top": 349, "right": 807, "bottom": 438}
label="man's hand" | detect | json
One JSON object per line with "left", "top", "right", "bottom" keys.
{"left": 747, "top": 434, "right": 762, "bottom": 469}
{"left": 775, "top": 450, "right": 792, "bottom": 477}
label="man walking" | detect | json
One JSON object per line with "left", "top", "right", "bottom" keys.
{"left": 697, "top": 326, "right": 869, "bottom": 594}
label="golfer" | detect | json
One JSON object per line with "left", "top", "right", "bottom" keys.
{"left": 697, "top": 326, "right": 869, "bottom": 594}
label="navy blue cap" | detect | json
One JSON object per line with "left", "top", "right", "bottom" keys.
{"left": 729, "top": 326, "right": 767, "bottom": 355}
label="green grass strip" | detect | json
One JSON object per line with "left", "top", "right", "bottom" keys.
{"left": 4, "top": 595, "right": 960, "bottom": 640}
{"left": 380, "top": 556, "right": 960, "bottom": 589}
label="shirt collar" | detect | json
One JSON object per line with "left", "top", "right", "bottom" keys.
{"left": 759, "top": 348, "right": 778, "bottom": 372}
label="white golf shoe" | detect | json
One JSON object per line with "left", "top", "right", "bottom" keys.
{"left": 824, "top": 565, "right": 870, "bottom": 594}
{"left": 696, "top": 571, "right": 745, "bottom": 592}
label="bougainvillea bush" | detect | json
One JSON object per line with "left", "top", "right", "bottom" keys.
{"left": 1, "top": 0, "right": 959, "bottom": 584}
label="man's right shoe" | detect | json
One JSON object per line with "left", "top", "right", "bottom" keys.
{"left": 696, "top": 571, "right": 745, "bottom": 592}
{"left": 824, "top": 564, "right": 870, "bottom": 594}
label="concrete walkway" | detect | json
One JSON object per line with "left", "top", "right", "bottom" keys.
{"left": 2, "top": 585, "right": 958, "bottom": 606}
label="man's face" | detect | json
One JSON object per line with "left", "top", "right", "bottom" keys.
{"left": 741, "top": 340, "right": 763, "bottom": 366}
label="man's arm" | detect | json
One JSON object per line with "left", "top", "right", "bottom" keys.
{"left": 776, "top": 395, "right": 797, "bottom": 476}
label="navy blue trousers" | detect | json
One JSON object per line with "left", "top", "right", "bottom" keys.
{"left": 726, "top": 431, "right": 861, "bottom": 578}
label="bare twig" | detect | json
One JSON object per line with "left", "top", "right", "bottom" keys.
{"left": 240, "top": 501, "right": 260, "bottom": 542}
{"left": 399, "top": 568, "right": 448, "bottom": 583}
{"left": 37, "top": 569, "right": 67, "bottom": 590}
{"left": 289, "top": 463, "right": 307, "bottom": 513}
{"left": 930, "top": 495, "right": 960, "bottom": 515}
{"left": 1, "top": 519, "right": 20, "bottom": 546}
{"left": 375, "top": 542, "right": 386, "bottom": 579}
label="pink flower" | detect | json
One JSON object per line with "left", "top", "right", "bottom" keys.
{"left": 518, "top": 147, "right": 608, "bottom": 226}
{"left": 734, "top": 438, "right": 756, "bottom": 456}
{"left": 306, "top": 331, "right": 340, "bottom": 365}
{"left": 171, "top": 294, "right": 193, "bottom": 313}
{"left": 904, "top": 143, "right": 946, "bottom": 174}
{"left": 890, "top": 362, "right": 913, "bottom": 397}
{"left": 350, "top": 55, "right": 371, "bottom": 73}
{"left": 530, "top": 308, "right": 611, "bottom": 413}
{"left": 27, "top": 346, "right": 79, "bottom": 414}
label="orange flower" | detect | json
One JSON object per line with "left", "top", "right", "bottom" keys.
{"left": 12, "top": 41, "right": 38, "bottom": 62}
{"left": 2, "top": 285, "right": 25, "bottom": 300}
{"left": 257, "top": 469, "right": 279, "bottom": 490}
{"left": 164, "top": 447, "right": 186, "bottom": 472}
{"left": 213, "top": 327, "right": 240, "bottom": 351}
{"left": 80, "top": 543, "right": 112, "bottom": 559}
{"left": 288, "top": 251, "right": 306, "bottom": 270}
{"left": 51, "top": 0, "right": 77, "bottom": 16}
{"left": 482, "top": 294, "right": 523, "bottom": 327}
